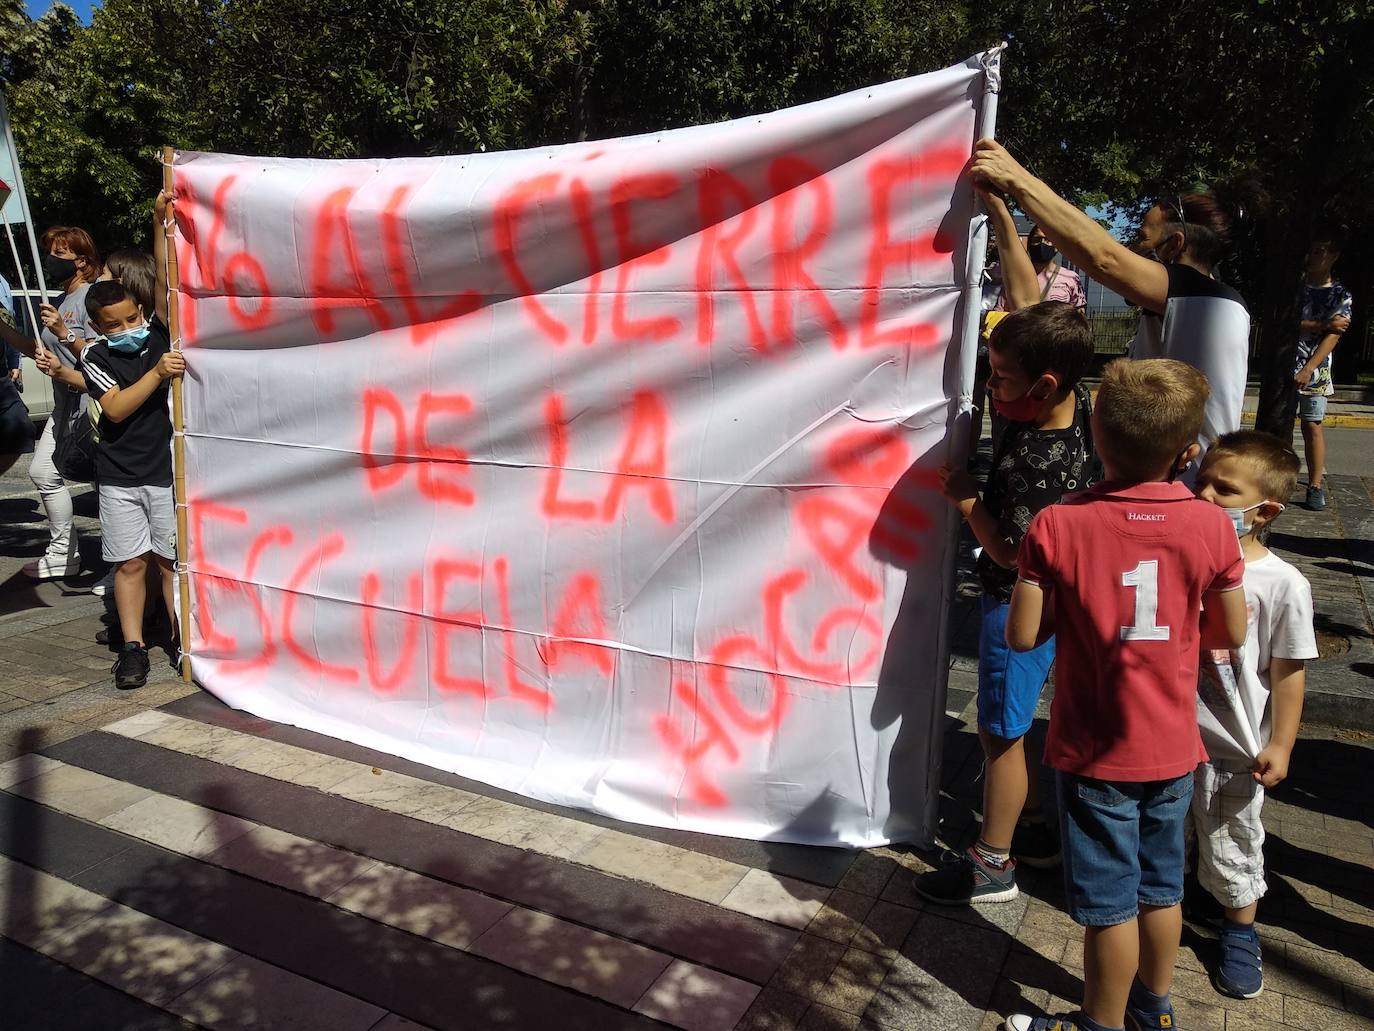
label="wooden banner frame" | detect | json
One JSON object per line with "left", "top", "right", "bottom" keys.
{"left": 161, "top": 145, "right": 193, "bottom": 683}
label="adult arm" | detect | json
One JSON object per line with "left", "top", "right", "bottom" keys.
{"left": 1200, "top": 586, "right": 1248, "bottom": 650}
{"left": 91, "top": 351, "right": 184, "bottom": 423}
{"left": 0, "top": 315, "right": 39, "bottom": 359}
{"left": 980, "top": 187, "right": 1039, "bottom": 312}
{"left": 1253, "top": 658, "right": 1304, "bottom": 788}
{"left": 39, "top": 303, "right": 90, "bottom": 356}
{"left": 970, "top": 139, "right": 1171, "bottom": 314}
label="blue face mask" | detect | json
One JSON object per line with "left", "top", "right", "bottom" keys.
{"left": 106, "top": 323, "right": 151, "bottom": 353}
{"left": 1225, "top": 501, "right": 1278, "bottom": 537}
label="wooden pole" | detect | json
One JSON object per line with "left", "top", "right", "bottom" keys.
{"left": 162, "top": 145, "right": 193, "bottom": 683}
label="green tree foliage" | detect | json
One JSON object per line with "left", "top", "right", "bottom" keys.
{"left": 976, "top": 0, "right": 1374, "bottom": 431}
{"left": 3, "top": 0, "right": 1371, "bottom": 431}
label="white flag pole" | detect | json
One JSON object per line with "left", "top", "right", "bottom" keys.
{"left": 0, "top": 90, "right": 49, "bottom": 299}
{"left": 3, "top": 218, "right": 41, "bottom": 335}
{"left": 921, "top": 43, "right": 1007, "bottom": 844}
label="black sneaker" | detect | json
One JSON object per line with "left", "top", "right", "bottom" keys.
{"left": 914, "top": 846, "right": 1018, "bottom": 905}
{"left": 1011, "top": 820, "right": 1061, "bottom": 869}
{"left": 113, "top": 644, "right": 151, "bottom": 690}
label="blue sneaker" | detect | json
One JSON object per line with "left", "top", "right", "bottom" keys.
{"left": 1126, "top": 981, "right": 1176, "bottom": 1029}
{"left": 1214, "top": 922, "right": 1263, "bottom": 999}
{"left": 1125, "top": 1003, "right": 1176, "bottom": 1029}
{"left": 1005, "top": 1015, "right": 1094, "bottom": 1031}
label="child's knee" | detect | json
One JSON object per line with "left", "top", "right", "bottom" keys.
{"left": 117, "top": 554, "right": 149, "bottom": 577}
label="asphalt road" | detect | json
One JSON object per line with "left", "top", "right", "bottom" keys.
{"left": 1290, "top": 425, "right": 1374, "bottom": 481}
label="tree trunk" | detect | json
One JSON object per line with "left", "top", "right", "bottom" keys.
{"left": 1253, "top": 45, "right": 1358, "bottom": 437}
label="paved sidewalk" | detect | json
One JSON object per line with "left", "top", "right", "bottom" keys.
{"left": 2, "top": 473, "right": 1373, "bottom": 1029}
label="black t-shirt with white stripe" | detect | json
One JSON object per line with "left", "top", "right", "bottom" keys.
{"left": 1128, "top": 263, "right": 1249, "bottom": 463}
{"left": 79, "top": 317, "right": 173, "bottom": 487}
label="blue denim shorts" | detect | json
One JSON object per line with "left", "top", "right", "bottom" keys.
{"left": 1056, "top": 770, "right": 1193, "bottom": 926}
{"left": 977, "top": 595, "right": 1055, "bottom": 739}
{"left": 1298, "top": 393, "right": 1327, "bottom": 422}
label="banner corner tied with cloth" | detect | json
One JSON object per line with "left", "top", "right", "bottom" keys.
{"left": 171, "top": 48, "right": 1002, "bottom": 848}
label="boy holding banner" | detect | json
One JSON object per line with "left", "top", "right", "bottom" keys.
{"left": 917, "top": 190, "right": 1097, "bottom": 908}
{"left": 37, "top": 195, "right": 183, "bottom": 689}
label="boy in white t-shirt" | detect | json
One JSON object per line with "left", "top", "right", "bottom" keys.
{"left": 1192, "top": 431, "right": 1317, "bottom": 1001}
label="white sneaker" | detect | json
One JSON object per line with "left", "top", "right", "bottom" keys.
{"left": 22, "top": 546, "right": 80, "bottom": 581}
{"left": 91, "top": 569, "right": 115, "bottom": 596}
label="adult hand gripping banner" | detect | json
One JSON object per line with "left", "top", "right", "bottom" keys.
{"left": 173, "top": 50, "right": 1000, "bottom": 847}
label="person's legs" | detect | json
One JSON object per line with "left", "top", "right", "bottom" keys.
{"left": 978, "top": 728, "right": 1027, "bottom": 851}
{"left": 1192, "top": 761, "right": 1267, "bottom": 997}
{"left": 26, "top": 418, "right": 76, "bottom": 571}
{"left": 114, "top": 554, "right": 150, "bottom": 644}
{"left": 1125, "top": 773, "right": 1193, "bottom": 1025}
{"left": 146, "top": 485, "right": 179, "bottom": 643}
{"left": 1299, "top": 395, "right": 1329, "bottom": 508}
{"left": 1300, "top": 417, "right": 1324, "bottom": 487}
{"left": 1056, "top": 772, "right": 1143, "bottom": 1030}
{"left": 1136, "top": 903, "right": 1182, "bottom": 995}
{"left": 1082, "top": 919, "right": 1138, "bottom": 1028}
{"left": 156, "top": 554, "right": 177, "bottom": 640}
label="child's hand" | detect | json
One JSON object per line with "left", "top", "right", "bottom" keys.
{"left": 1327, "top": 315, "right": 1350, "bottom": 335}
{"left": 35, "top": 346, "right": 59, "bottom": 378}
{"left": 1253, "top": 744, "right": 1291, "bottom": 788}
{"left": 937, "top": 464, "right": 979, "bottom": 515}
{"left": 1295, "top": 366, "right": 1315, "bottom": 387}
{"left": 156, "top": 189, "right": 176, "bottom": 228}
{"left": 156, "top": 350, "right": 186, "bottom": 379}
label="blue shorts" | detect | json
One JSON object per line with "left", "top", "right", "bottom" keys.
{"left": 977, "top": 595, "right": 1055, "bottom": 739}
{"left": 1057, "top": 771, "right": 1193, "bottom": 926}
{"left": 1298, "top": 393, "right": 1327, "bottom": 422}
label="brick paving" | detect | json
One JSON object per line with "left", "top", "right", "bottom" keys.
{"left": 1, "top": 470, "right": 1372, "bottom": 1029}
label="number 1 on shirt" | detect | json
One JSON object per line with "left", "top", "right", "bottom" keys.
{"left": 1120, "top": 559, "right": 1170, "bottom": 641}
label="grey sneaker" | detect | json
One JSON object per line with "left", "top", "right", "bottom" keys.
{"left": 914, "top": 847, "right": 1018, "bottom": 905}
{"left": 1306, "top": 484, "right": 1326, "bottom": 511}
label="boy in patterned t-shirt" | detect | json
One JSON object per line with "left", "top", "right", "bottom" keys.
{"left": 1294, "top": 224, "right": 1352, "bottom": 511}
{"left": 917, "top": 301, "right": 1097, "bottom": 906}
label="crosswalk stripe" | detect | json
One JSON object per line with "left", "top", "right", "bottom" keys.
{"left": 4, "top": 755, "right": 763, "bottom": 1026}
{"left": 101, "top": 709, "right": 833, "bottom": 924}
{"left": 0, "top": 854, "right": 391, "bottom": 1031}
{"left": 48, "top": 726, "right": 801, "bottom": 986}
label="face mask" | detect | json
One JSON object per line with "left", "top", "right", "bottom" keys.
{"left": 106, "top": 323, "right": 150, "bottom": 353}
{"left": 43, "top": 254, "right": 78, "bottom": 282}
{"left": 1028, "top": 241, "right": 1056, "bottom": 264}
{"left": 1225, "top": 501, "right": 1280, "bottom": 537}
{"left": 989, "top": 384, "right": 1049, "bottom": 423}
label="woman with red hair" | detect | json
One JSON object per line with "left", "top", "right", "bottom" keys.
{"left": 0, "top": 225, "right": 105, "bottom": 578}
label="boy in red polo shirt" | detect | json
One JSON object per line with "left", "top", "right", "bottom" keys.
{"left": 1003, "top": 359, "right": 1248, "bottom": 1031}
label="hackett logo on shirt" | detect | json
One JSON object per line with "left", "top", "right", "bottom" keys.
{"left": 1127, "top": 512, "right": 1166, "bottom": 522}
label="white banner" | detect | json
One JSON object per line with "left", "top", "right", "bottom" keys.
{"left": 175, "top": 52, "right": 997, "bottom": 847}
